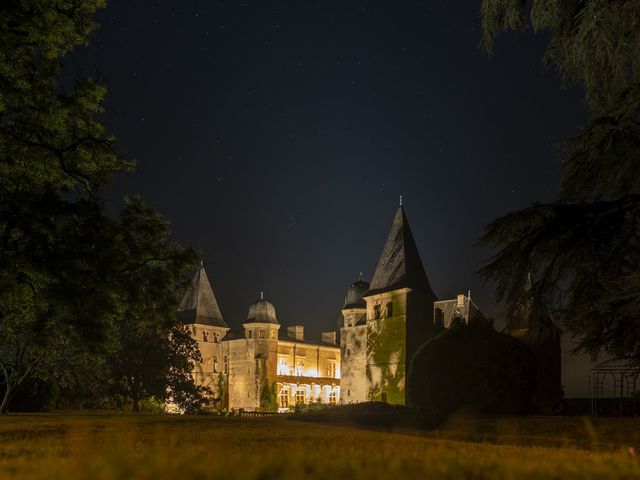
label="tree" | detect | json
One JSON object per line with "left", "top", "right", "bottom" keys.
{"left": 0, "top": 0, "right": 130, "bottom": 412}
{"left": 478, "top": 0, "right": 640, "bottom": 364}
{"left": 408, "top": 323, "right": 535, "bottom": 417}
{"left": 0, "top": 2, "right": 204, "bottom": 413}
{"left": 259, "top": 379, "right": 278, "bottom": 412}
{"left": 107, "top": 197, "right": 208, "bottom": 412}
{"left": 0, "top": 199, "right": 119, "bottom": 412}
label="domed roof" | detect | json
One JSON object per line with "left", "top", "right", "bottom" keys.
{"left": 246, "top": 292, "right": 279, "bottom": 324}
{"left": 344, "top": 273, "right": 369, "bottom": 309}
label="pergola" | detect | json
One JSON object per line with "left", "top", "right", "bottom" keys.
{"left": 590, "top": 358, "right": 640, "bottom": 416}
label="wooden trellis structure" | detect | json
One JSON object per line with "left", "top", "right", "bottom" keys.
{"left": 590, "top": 358, "right": 640, "bottom": 416}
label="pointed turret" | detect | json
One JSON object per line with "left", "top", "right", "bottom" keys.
{"left": 178, "top": 263, "right": 228, "bottom": 328}
{"left": 366, "top": 206, "right": 435, "bottom": 298}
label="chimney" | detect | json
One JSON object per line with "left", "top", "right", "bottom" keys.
{"left": 322, "top": 331, "right": 336, "bottom": 345}
{"left": 287, "top": 325, "right": 304, "bottom": 341}
{"left": 457, "top": 293, "right": 465, "bottom": 307}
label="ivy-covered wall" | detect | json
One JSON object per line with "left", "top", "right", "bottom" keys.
{"left": 366, "top": 314, "right": 407, "bottom": 404}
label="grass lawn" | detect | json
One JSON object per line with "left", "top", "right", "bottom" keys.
{"left": 0, "top": 413, "right": 639, "bottom": 479}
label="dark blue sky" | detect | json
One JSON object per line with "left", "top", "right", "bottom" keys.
{"left": 69, "top": 1, "right": 588, "bottom": 391}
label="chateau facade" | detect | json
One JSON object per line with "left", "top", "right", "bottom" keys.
{"left": 178, "top": 269, "right": 340, "bottom": 411}
{"left": 181, "top": 204, "right": 561, "bottom": 410}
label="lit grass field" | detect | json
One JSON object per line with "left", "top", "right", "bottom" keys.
{"left": 1, "top": 413, "right": 639, "bottom": 479}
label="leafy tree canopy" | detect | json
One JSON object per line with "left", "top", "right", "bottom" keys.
{"left": 478, "top": 0, "right": 640, "bottom": 364}
{"left": 0, "top": 1, "right": 204, "bottom": 412}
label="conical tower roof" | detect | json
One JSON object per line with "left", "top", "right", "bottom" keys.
{"left": 365, "top": 206, "right": 435, "bottom": 297}
{"left": 178, "top": 263, "right": 228, "bottom": 328}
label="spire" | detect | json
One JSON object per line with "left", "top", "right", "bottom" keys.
{"left": 365, "top": 206, "right": 435, "bottom": 297}
{"left": 178, "top": 263, "right": 228, "bottom": 328}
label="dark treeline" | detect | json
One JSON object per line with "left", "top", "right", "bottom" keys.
{"left": 0, "top": 1, "right": 209, "bottom": 413}
{"left": 478, "top": 1, "right": 640, "bottom": 367}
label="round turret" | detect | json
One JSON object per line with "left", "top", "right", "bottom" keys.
{"left": 344, "top": 273, "right": 369, "bottom": 309}
{"left": 246, "top": 292, "right": 279, "bottom": 324}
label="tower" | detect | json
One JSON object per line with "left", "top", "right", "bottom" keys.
{"left": 362, "top": 205, "right": 437, "bottom": 404}
{"left": 339, "top": 274, "right": 369, "bottom": 403}
{"left": 178, "top": 263, "right": 229, "bottom": 394}
{"left": 243, "top": 293, "right": 280, "bottom": 406}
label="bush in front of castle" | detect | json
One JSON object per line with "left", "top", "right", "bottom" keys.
{"left": 408, "top": 322, "right": 536, "bottom": 417}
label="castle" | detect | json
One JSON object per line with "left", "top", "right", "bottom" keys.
{"left": 178, "top": 271, "right": 340, "bottom": 411}
{"left": 180, "top": 204, "right": 560, "bottom": 411}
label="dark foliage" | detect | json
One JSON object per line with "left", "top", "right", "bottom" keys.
{"left": 259, "top": 380, "right": 278, "bottom": 412}
{"left": 408, "top": 324, "right": 536, "bottom": 417}
{"left": 0, "top": 1, "right": 206, "bottom": 413}
{"left": 479, "top": 0, "right": 640, "bottom": 365}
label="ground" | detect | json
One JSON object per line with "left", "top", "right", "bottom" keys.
{"left": 0, "top": 413, "right": 639, "bottom": 479}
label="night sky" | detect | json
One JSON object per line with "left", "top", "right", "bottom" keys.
{"left": 69, "top": 1, "right": 589, "bottom": 394}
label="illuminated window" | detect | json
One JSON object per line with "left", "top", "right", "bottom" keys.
{"left": 295, "top": 389, "right": 306, "bottom": 405}
{"left": 279, "top": 388, "right": 289, "bottom": 408}
{"left": 259, "top": 330, "right": 265, "bottom": 339}
{"left": 295, "top": 360, "right": 304, "bottom": 376}
{"left": 329, "top": 391, "right": 337, "bottom": 405}
{"left": 278, "top": 357, "right": 289, "bottom": 376}
{"left": 385, "top": 302, "right": 393, "bottom": 317}
{"left": 327, "top": 363, "right": 336, "bottom": 378}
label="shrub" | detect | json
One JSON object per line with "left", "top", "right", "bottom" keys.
{"left": 408, "top": 323, "right": 536, "bottom": 416}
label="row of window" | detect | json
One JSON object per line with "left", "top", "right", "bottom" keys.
{"left": 277, "top": 358, "right": 337, "bottom": 378}
{"left": 212, "top": 355, "right": 228, "bottom": 374}
{"left": 247, "top": 329, "right": 277, "bottom": 339}
{"left": 372, "top": 302, "right": 393, "bottom": 320}
{"left": 278, "top": 389, "right": 337, "bottom": 407}
{"left": 200, "top": 330, "right": 220, "bottom": 343}
{"left": 200, "top": 329, "right": 278, "bottom": 342}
